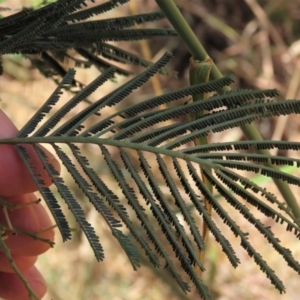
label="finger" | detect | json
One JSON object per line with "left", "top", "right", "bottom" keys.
{"left": 0, "top": 109, "right": 61, "bottom": 197}
{"left": 0, "top": 194, "right": 55, "bottom": 256}
{"left": 0, "top": 253, "right": 37, "bottom": 273}
{"left": 0, "top": 266, "right": 47, "bottom": 300}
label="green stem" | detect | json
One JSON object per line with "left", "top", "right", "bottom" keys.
{"left": 155, "top": 0, "right": 300, "bottom": 219}
{"left": 189, "top": 56, "right": 213, "bottom": 269}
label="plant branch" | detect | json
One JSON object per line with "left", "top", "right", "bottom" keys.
{"left": 155, "top": 0, "right": 300, "bottom": 220}
{"left": 189, "top": 56, "right": 213, "bottom": 271}
{"left": 0, "top": 229, "right": 41, "bottom": 300}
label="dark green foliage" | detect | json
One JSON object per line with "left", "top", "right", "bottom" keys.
{"left": 2, "top": 56, "right": 300, "bottom": 297}
{"left": 1, "top": 1, "right": 300, "bottom": 299}
{"left": 0, "top": 0, "right": 174, "bottom": 83}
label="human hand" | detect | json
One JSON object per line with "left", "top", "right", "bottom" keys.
{"left": 0, "top": 109, "right": 60, "bottom": 300}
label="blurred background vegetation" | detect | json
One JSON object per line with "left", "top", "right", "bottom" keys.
{"left": 1, "top": 0, "right": 300, "bottom": 299}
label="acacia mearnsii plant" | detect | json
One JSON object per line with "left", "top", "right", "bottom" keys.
{"left": 1, "top": 0, "right": 300, "bottom": 299}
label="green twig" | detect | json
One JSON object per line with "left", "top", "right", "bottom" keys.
{"left": 155, "top": 0, "right": 300, "bottom": 220}
{"left": 189, "top": 56, "right": 213, "bottom": 270}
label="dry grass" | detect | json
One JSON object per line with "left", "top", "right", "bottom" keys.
{"left": 1, "top": 0, "right": 300, "bottom": 299}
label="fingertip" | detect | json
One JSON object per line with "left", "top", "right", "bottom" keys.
{"left": 0, "top": 109, "right": 60, "bottom": 196}
{"left": 0, "top": 194, "right": 55, "bottom": 256}
{"left": 0, "top": 266, "right": 47, "bottom": 300}
{"left": 0, "top": 109, "right": 18, "bottom": 138}
{"left": 0, "top": 254, "right": 37, "bottom": 273}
